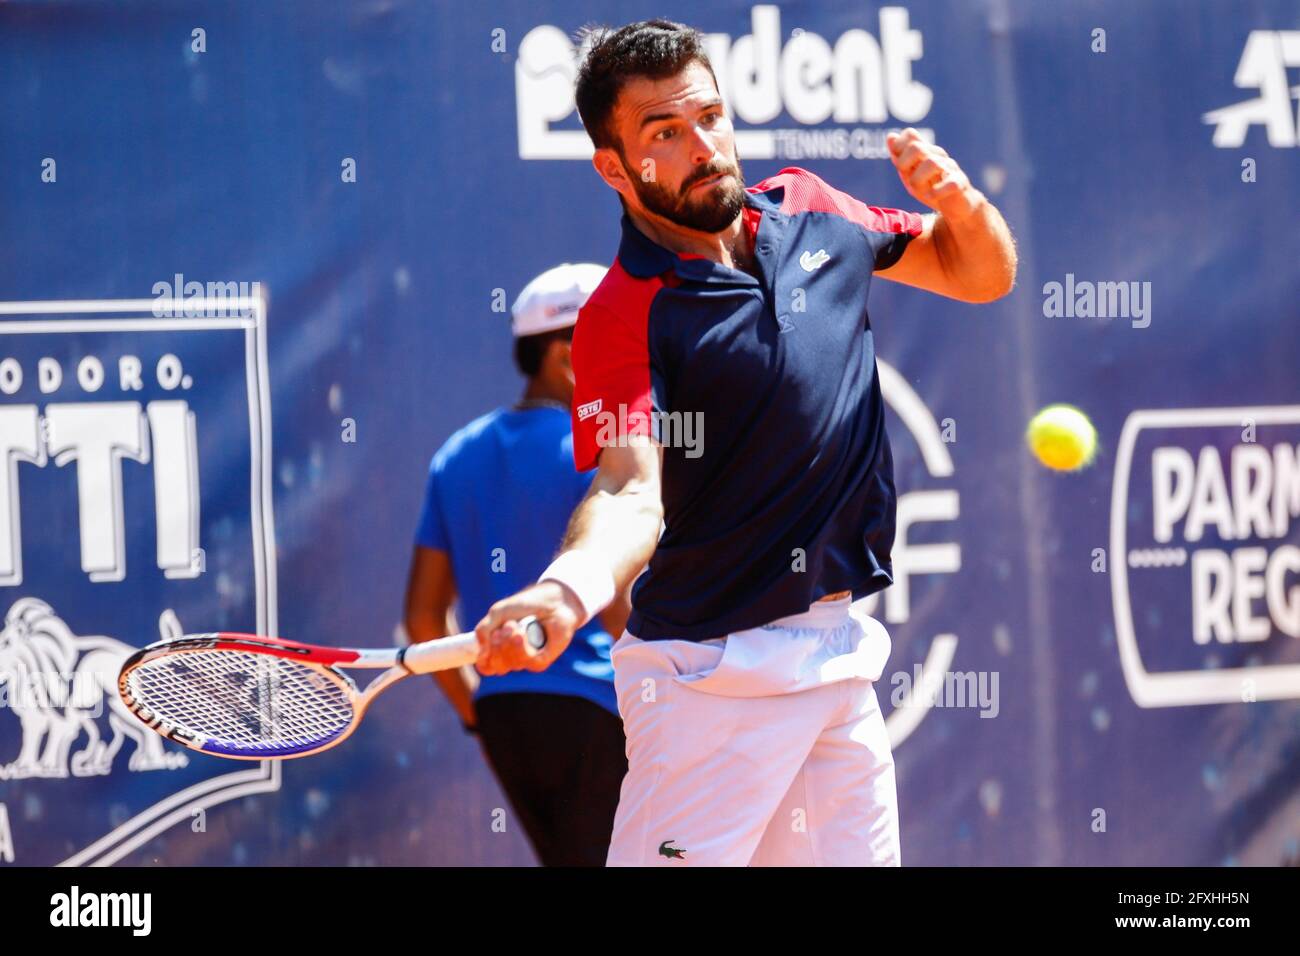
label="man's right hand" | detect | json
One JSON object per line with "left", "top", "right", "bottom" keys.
{"left": 474, "top": 441, "right": 663, "bottom": 676}
{"left": 473, "top": 580, "right": 583, "bottom": 675}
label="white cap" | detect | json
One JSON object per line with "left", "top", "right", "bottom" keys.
{"left": 510, "top": 262, "right": 608, "bottom": 338}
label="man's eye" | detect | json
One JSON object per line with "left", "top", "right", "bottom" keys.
{"left": 656, "top": 128, "right": 674, "bottom": 140}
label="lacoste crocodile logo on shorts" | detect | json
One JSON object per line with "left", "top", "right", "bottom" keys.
{"left": 658, "top": 839, "right": 687, "bottom": 860}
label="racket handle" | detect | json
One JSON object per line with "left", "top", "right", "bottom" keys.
{"left": 403, "top": 615, "right": 548, "bottom": 675}
{"left": 403, "top": 633, "right": 478, "bottom": 673}
{"left": 521, "top": 615, "right": 547, "bottom": 651}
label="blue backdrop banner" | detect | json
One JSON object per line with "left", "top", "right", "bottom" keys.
{"left": 0, "top": 1, "right": 1297, "bottom": 866}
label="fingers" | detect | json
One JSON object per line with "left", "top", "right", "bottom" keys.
{"left": 507, "top": 615, "right": 564, "bottom": 673}
{"left": 472, "top": 583, "right": 578, "bottom": 676}
{"left": 480, "top": 618, "right": 531, "bottom": 675}
{"left": 474, "top": 616, "right": 541, "bottom": 676}
{"left": 887, "top": 128, "right": 947, "bottom": 179}
{"left": 886, "top": 127, "right": 918, "bottom": 157}
{"left": 904, "top": 158, "right": 950, "bottom": 199}
{"left": 479, "top": 622, "right": 556, "bottom": 674}
{"left": 930, "top": 177, "right": 967, "bottom": 202}
{"left": 474, "top": 604, "right": 513, "bottom": 675}
{"left": 910, "top": 158, "right": 945, "bottom": 192}
{"left": 899, "top": 149, "right": 952, "bottom": 192}
{"left": 886, "top": 128, "right": 977, "bottom": 216}
{"left": 887, "top": 128, "right": 945, "bottom": 173}
{"left": 473, "top": 606, "right": 508, "bottom": 674}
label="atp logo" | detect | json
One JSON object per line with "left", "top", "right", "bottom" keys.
{"left": 1203, "top": 31, "right": 1300, "bottom": 147}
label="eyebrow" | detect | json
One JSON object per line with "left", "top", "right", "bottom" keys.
{"left": 639, "top": 98, "right": 724, "bottom": 131}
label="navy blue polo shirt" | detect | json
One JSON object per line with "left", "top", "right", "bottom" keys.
{"left": 570, "top": 166, "right": 923, "bottom": 642}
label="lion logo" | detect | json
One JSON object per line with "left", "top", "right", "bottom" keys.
{"left": 0, "top": 598, "right": 188, "bottom": 778}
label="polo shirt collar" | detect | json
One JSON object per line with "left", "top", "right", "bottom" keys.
{"left": 616, "top": 187, "right": 784, "bottom": 283}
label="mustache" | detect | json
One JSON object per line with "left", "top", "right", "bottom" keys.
{"left": 682, "top": 165, "right": 735, "bottom": 193}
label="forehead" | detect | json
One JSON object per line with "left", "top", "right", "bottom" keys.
{"left": 614, "top": 61, "right": 720, "bottom": 128}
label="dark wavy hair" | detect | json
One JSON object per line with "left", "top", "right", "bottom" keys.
{"left": 574, "top": 18, "right": 719, "bottom": 158}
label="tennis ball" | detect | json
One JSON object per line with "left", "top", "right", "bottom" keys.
{"left": 1026, "top": 404, "right": 1097, "bottom": 471}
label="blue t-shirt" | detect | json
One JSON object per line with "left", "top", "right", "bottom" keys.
{"left": 414, "top": 405, "right": 616, "bottom": 713}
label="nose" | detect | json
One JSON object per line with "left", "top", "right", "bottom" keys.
{"left": 685, "top": 122, "right": 720, "bottom": 170}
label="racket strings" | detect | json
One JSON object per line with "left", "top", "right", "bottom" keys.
{"left": 126, "top": 648, "right": 355, "bottom": 756}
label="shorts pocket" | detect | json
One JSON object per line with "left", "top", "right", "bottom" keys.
{"left": 673, "top": 625, "right": 815, "bottom": 698}
{"left": 612, "top": 634, "right": 725, "bottom": 719}
{"left": 678, "top": 617, "right": 885, "bottom": 697}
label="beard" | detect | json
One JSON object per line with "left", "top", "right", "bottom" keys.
{"left": 625, "top": 155, "right": 748, "bottom": 234}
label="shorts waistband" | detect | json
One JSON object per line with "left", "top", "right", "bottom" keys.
{"left": 761, "top": 596, "right": 854, "bottom": 631}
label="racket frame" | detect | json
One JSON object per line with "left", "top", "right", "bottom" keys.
{"left": 118, "top": 619, "right": 542, "bottom": 760}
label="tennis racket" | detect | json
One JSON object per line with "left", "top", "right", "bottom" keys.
{"left": 117, "top": 617, "right": 546, "bottom": 760}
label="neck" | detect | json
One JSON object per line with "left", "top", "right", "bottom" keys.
{"left": 627, "top": 206, "right": 749, "bottom": 270}
{"left": 522, "top": 378, "right": 569, "bottom": 405}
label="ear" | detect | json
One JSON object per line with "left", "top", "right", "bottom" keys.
{"left": 592, "top": 147, "right": 633, "bottom": 203}
{"left": 545, "top": 336, "right": 573, "bottom": 373}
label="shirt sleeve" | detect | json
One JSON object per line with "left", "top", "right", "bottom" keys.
{"left": 570, "top": 301, "right": 655, "bottom": 472}
{"left": 413, "top": 453, "right": 451, "bottom": 552}
{"left": 754, "top": 166, "right": 924, "bottom": 271}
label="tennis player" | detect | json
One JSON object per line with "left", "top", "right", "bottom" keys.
{"left": 475, "top": 19, "right": 1017, "bottom": 865}
{"left": 403, "top": 262, "right": 630, "bottom": 866}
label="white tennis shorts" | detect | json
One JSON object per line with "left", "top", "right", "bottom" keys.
{"left": 606, "top": 597, "right": 900, "bottom": 866}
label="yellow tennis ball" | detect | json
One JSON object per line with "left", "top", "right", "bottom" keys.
{"left": 1026, "top": 404, "right": 1097, "bottom": 471}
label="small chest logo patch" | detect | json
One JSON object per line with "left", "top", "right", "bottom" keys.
{"left": 799, "top": 249, "right": 831, "bottom": 272}
{"left": 576, "top": 399, "right": 603, "bottom": 421}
